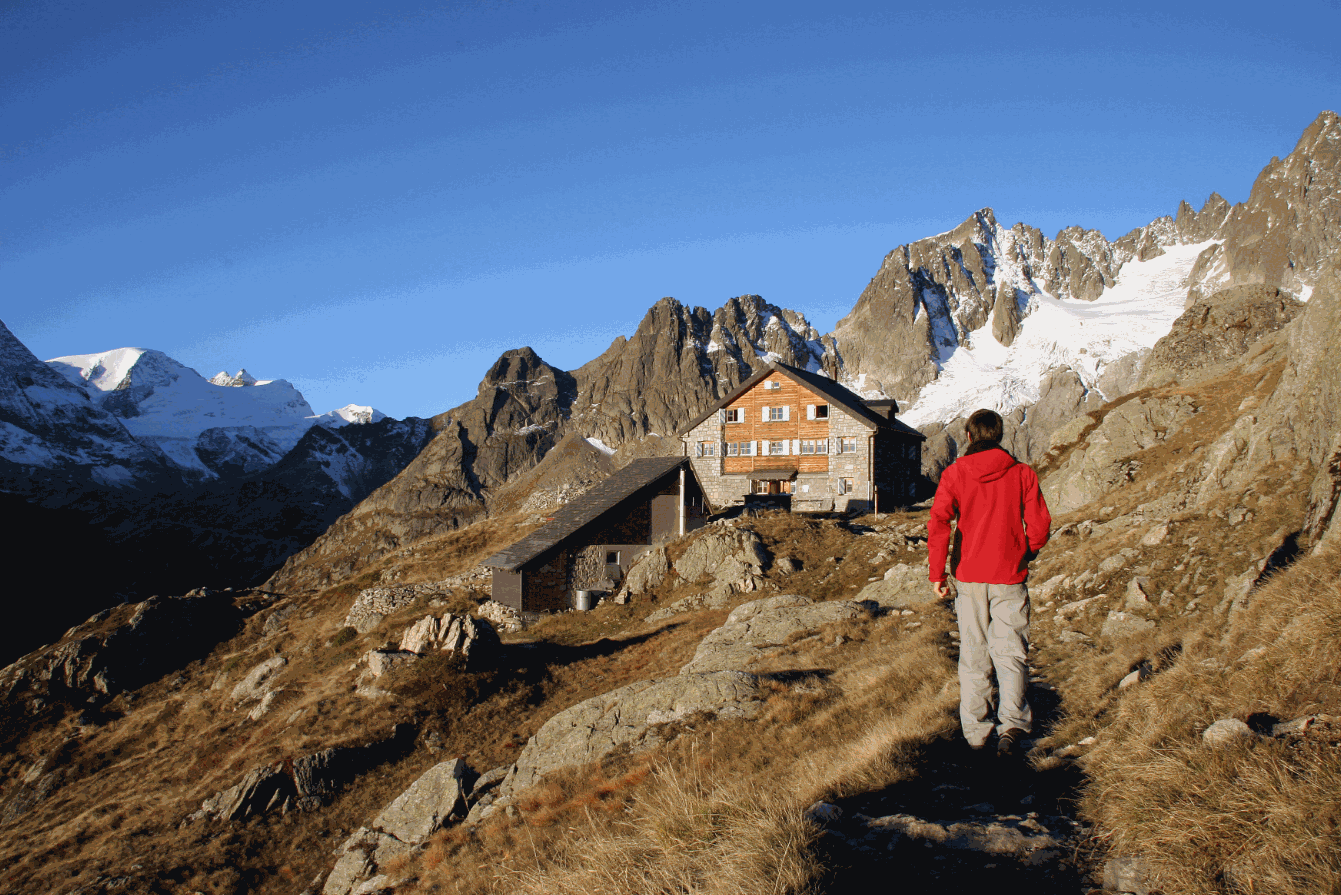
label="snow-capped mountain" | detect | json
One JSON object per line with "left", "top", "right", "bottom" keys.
{"left": 311, "top": 404, "right": 388, "bottom": 427}
{"left": 833, "top": 112, "right": 1339, "bottom": 434}
{"left": 0, "top": 322, "right": 172, "bottom": 495}
{"left": 45, "top": 350, "right": 386, "bottom": 480}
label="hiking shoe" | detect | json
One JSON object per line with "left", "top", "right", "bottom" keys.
{"left": 997, "top": 728, "right": 1026, "bottom": 756}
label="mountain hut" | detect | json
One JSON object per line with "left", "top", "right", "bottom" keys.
{"left": 484, "top": 456, "right": 708, "bottom": 613}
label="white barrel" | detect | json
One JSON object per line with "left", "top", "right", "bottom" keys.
{"left": 574, "top": 590, "right": 593, "bottom": 611}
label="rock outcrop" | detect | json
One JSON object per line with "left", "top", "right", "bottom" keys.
{"left": 323, "top": 758, "right": 474, "bottom": 895}
{"left": 1043, "top": 395, "right": 1199, "bottom": 514}
{"left": 1140, "top": 285, "right": 1304, "bottom": 387}
{"left": 680, "top": 595, "right": 868, "bottom": 674}
{"left": 494, "top": 671, "right": 766, "bottom": 804}
{"left": 0, "top": 591, "right": 244, "bottom": 702}
{"left": 192, "top": 724, "right": 417, "bottom": 823}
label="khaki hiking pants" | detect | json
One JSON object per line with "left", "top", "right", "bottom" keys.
{"left": 954, "top": 580, "right": 1031, "bottom": 746}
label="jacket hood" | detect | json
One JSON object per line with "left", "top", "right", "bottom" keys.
{"left": 955, "top": 445, "right": 1018, "bottom": 483}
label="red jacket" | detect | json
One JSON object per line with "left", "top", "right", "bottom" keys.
{"left": 928, "top": 444, "right": 1051, "bottom": 584}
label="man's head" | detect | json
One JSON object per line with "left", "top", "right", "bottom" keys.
{"left": 966, "top": 409, "right": 1003, "bottom": 444}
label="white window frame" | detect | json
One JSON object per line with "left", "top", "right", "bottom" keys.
{"left": 815, "top": 404, "right": 830, "bottom": 420}
{"left": 724, "top": 408, "right": 742, "bottom": 423}
{"left": 769, "top": 440, "right": 787, "bottom": 455}
{"left": 768, "top": 406, "right": 786, "bottom": 421}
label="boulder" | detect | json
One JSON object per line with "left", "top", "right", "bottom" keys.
{"left": 230, "top": 656, "right": 286, "bottom": 706}
{"left": 1202, "top": 718, "right": 1256, "bottom": 748}
{"left": 620, "top": 544, "right": 669, "bottom": 598}
{"left": 680, "top": 595, "right": 868, "bottom": 674}
{"left": 1103, "top": 855, "right": 1154, "bottom": 895}
{"left": 363, "top": 650, "right": 418, "bottom": 679}
{"left": 497, "top": 671, "right": 765, "bottom": 801}
{"left": 854, "top": 564, "right": 936, "bottom": 609}
{"left": 1100, "top": 611, "right": 1156, "bottom": 639}
{"left": 375, "top": 758, "right": 472, "bottom": 842}
{"left": 673, "top": 528, "right": 770, "bottom": 598}
{"left": 195, "top": 765, "right": 289, "bottom": 822}
{"left": 398, "top": 613, "right": 498, "bottom": 659}
{"left": 323, "top": 758, "right": 474, "bottom": 895}
{"left": 1140, "top": 522, "right": 1170, "bottom": 547}
{"left": 1124, "top": 577, "right": 1153, "bottom": 610}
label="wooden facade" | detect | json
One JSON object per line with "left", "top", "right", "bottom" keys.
{"left": 683, "top": 361, "right": 925, "bottom": 513}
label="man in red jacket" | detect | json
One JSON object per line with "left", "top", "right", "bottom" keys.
{"left": 929, "top": 409, "right": 1051, "bottom": 756}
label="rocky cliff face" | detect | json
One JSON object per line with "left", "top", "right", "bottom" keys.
{"left": 1186, "top": 111, "right": 1341, "bottom": 303}
{"left": 268, "top": 295, "right": 832, "bottom": 592}
{"left": 826, "top": 205, "right": 1220, "bottom": 407}
{"left": 571, "top": 295, "right": 833, "bottom": 445}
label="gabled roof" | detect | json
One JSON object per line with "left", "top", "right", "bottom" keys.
{"left": 484, "top": 455, "right": 691, "bottom": 572}
{"left": 680, "top": 361, "right": 926, "bottom": 439}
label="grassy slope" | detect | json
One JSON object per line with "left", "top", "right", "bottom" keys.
{"left": 3, "top": 334, "right": 1339, "bottom": 893}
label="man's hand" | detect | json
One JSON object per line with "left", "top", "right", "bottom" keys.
{"left": 932, "top": 580, "right": 951, "bottom": 601}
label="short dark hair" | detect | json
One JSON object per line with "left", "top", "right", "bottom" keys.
{"left": 966, "top": 409, "right": 1003, "bottom": 443}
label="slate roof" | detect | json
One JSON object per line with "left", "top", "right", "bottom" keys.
{"left": 484, "top": 455, "right": 690, "bottom": 572}
{"left": 680, "top": 361, "right": 926, "bottom": 439}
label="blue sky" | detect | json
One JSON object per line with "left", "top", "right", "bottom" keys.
{"left": 3, "top": 0, "right": 1338, "bottom": 419}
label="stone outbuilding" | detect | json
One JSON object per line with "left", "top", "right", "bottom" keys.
{"left": 484, "top": 456, "right": 708, "bottom": 613}
{"left": 680, "top": 361, "right": 925, "bottom": 513}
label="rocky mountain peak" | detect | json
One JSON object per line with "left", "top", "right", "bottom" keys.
{"left": 209, "top": 369, "right": 259, "bottom": 387}
{"left": 1188, "top": 110, "right": 1341, "bottom": 302}
{"left": 0, "top": 321, "right": 171, "bottom": 496}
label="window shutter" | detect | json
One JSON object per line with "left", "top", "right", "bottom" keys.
{"left": 783, "top": 405, "right": 791, "bottom": 421}
{"left": 761, "top": 439, "right": 770, "bottom": 455}
{"left": 751, "top": 441, "right": 759, "bottom": 456}
{"left": 807, "top": 405, "right": 815, "bottom": 420}
{"left": 792, "top": 439, "right": 800, "bottom": 454}
{"left": 719, "top": 409, "right": 725, "bottom": 424}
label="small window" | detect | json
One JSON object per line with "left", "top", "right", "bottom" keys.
{"left": 768, "top": 406, "right": 785, "bottom": 421}
{"left": 815, "top": 404, "right": 829, "bottom": 419}
{"left": 800, "top": 438, "right": 828, "bottom": 455}
{"left": 837, "top": 436, "right": 857, "bottom": 454}
{"left": 838, "top": 477, "right": 855, "bottom": 495}
{"left": 697, "top": 440, "right": 717, "bottom": 457}
{"left": 606, "top": 551, "right": 620, "bottom": 564}
{"left": 769, "top": 440, "right": 787, "bottom": 455}
{"left": 764, "top": 380, "right": 781, "bottom": 390}
{"left": 724, "top": 408, "right": 742, "bottom": 423}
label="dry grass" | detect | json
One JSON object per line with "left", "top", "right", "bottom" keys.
{"left": 1072, "top": 547, "right": 1341, "bottom": 894}
{"left": 391, "top": 607, "right": 959, "bottom": 895}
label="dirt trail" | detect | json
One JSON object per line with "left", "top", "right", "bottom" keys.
{"left": 814, "top": 682, "right": 1100, "bottom": 893}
